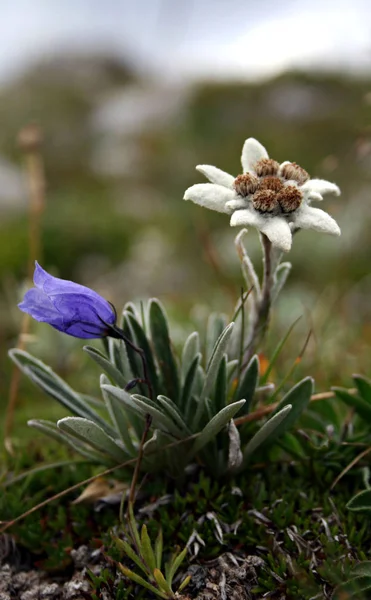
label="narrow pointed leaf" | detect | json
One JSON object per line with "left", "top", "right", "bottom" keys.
{"left": 181, "top": 332, "right": 200, "bottom": 382}
{"left": 140, "top": 525, "right": 157, "bottom": 574}
{"left": 269, "top": 377, "right": 314, "bottom": 441}
{"left": 131, "top": 394, "right": 183, "bottom": 436}
{"left": 214, "top": 355, "right": 227, "bottom": 414}
{"left": 100, "top": 375, "right": 137, "bottom": 456}
{"left": 180, "top": 353, "right": 201, "bottom": 411}
{"left": 149, "top": 299, "right": 180, "bottom": 402}
{"left": 192, "top": 399, "right": 245, "bottom": 454}
{"left": 332, "top": 387, "right": 371, "bottom": 421}
{"left": 242, "top": 405, "right": 292, "bottom": 462}
{"left": 155, "top": 528, "right": 163, "bottom": 570}
{"left": 113, "top": 537, "right": 148, "bottom": 576}
{"left": 83, "top": 345, "right": 128, "bottom": 387}
{"left": 153, "top": 568, "right": 174, "bottom": 595}
{"left": 201, "top": 323, "right": 235, "bottom": 402}
{"left": 157, "top": 396, "right": 191, "bottom": 434}
{"left": 119, "top": 565, "right": 167, "bottom": 598}
{"left": 353, "top": 374, "right": 371, "bottom": 405}
{"left": 57, "top": 417, "right": 130, "bottom": 463}
{"left": 166, "top": 546, "right": 188, "bottom": 587}
{"left": 9, "top": 349, "right": 116, "bottom": 436}
{"left": 237, "top": 354, "right": 259, "bottom": 414}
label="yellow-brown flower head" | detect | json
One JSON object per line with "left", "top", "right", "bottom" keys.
{"left": 234, "top": 173, "right": 259, "bottom": 197}
{"left": 252, "top": 190, "right": 280, "bottom": 213}
{"left": 276, "top": 185, "right": 303, "bottom": 213}
{"left": 280, "top": 162, "right": 310, "bottom": 185}
{"left": 254, "top": 158, "right": 280, "bottom": 177}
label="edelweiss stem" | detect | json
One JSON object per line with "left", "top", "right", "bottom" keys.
{"left": 245, "top": 233, "right": 273, "bottom": 362}
{"left": 110, "top": 325, "right": 153, "bottom": 504}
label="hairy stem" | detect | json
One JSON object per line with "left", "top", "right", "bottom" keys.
{"left": 244, "top": 233, "right": 273, "bottom": 363}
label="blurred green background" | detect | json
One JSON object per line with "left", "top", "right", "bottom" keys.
{"left": 1, "top": 1, "right": 371, "bottom": 440}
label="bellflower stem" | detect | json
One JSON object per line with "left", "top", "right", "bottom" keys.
{"left": 109, "top": 324, "right": 153, "bottom": 504}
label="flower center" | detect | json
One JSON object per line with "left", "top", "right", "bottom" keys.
{"left": 258, "top": 176, "right": 284, "bottom": 192}
{"left": 234, "top": 173, "right": 259, "bottom": 197}
{"left": 276, "top": 185, "right": 303, "bottom": 213}
{"left": 280, "top": 162, "right": 309, "bottom": 185}
{"left": 252, "top": 190, "right": 280, "bottom": 213}
{"left": 254, "top": 158, "right": 280, "bottom": 177}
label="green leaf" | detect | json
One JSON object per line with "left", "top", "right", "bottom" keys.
{"left": 140, "top": 525, "right": 157, "bottom": 574}
{"left": 192, "top": 399, "right": 245, "bottom": 455}
{"left": 166, "top": 546, "right": 188, "bottom": 587}
{"left": 100, "top": 375, "right": 137, "bottom": 456}
{"left": 125, "top": 311, "right": 159, "bottom": 397}
{"left": 155, "top": 528, "right": 163, "bottom": 570}
{"left": 131, "top": 394, "right": 183, "bottom": 437}
{"left": 83, "top": 345, "right": 128, "bottom": 388}
{"left": 214, "top": 355, "right": 227, "bottom": 414}
{"left": 153, "top": 568, "right": 174, "bottom": 596}
{"left": 269, "top": 377, "right": 314, "bottom": 441}
{"left": 332, "top": 387, "right": 371, "bottom": 421}
{"left": 9, "top": 349, "right": 116, "bottom": 437}
{"left": 113, "top": 537, "right": 148, "bottom": 576}
{"left": 202, "top": 323, "right": 235, "bottom": 402}
{"left": 57, "top": 417, "right": 130, "bottom": 463}
{"left": 242, "top": 405, "right": 292, "bottom": 462}
{"left": 27, "top": 419, "right": 114, "bottom": 465}
{"left": 180, "top": 354, "right": 201, "bottom": 412}
{"left": 347, "top": 489, "right": 371, "bottom": 512}
{"left": 353, "top": 374, "right": 371, "bottom": 405}
{"left": 119, "top": 564, "right": 167, "bottom": 599}
{"left": 157, "top": 396, "right": 191, "bottom": 435}
{"left": 236, "top": 354, "right": 259, "bottom": 414}
{"left": 149, "top": 299, "right": 180, "bottom": 402}
{"left": 181, "top": 332, "right": 200, "bottom": 382}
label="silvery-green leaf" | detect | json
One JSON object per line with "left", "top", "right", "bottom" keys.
{"left": 108, "top": 337, "right": 127, "bottom": 375}
{"left": 214, "top": 355, "right": 227, "bottom": 414}
{"left": 272, "top": 261, "right": 292, "bottom": 304}
{"left": 149, "top": 299, "right": 180, "bottom": 402}
{"left": 28, "top": 419, "right": 115, "bottom": 465}
{"left": 269, "top": 377, "right": 314, "bottom": 442}
{"left": 57, "top": 417, "right": 130, "bottom": 463}
{"left": 202, "top": 323, "right": 235, "bottom": 402}
{"left": 125, "top": 311, "right": 159, "bottom": 397}
{"left": 242, "top": 404, "right": 292, "bottom": 463}
{"left": 205, "top": 313, "right": 228, "bottom": 365}
{"left": 181, "top": 332, "right": 200, "bottom": 382}
{"left": 192, "top": 399, "right": 245, "bottom": 454}
{"left": 131, "top": 394, "right": 183, "bottom": 437}
{"left": 193, "top": 365, "right": 205, "bottom": 398}
{"left": 157, "top": 395, "right": 191, "bottom": 434}
{"left": 228, "top": 419, "right": 243, "bottom": 470}
{"left": 180, "top": 353, "right": 201, "bottom": 411}
{"left": 101, "top": 384, "right": 147, "bottom": 430}
{"left": 9, "top": 349, "right": 116, "bottom": 437}
{"left": 83, "top": 345, "right": 128, "bottom": 388}
{"left": 236, "top": 355, "right": 259, "bottom": 415}
{"left": 100, "top": 374, "right": 137, "bottom": 456}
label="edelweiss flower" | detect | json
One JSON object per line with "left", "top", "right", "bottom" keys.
{"left": 184, "top": 138, "right": 341, "bottom": 252}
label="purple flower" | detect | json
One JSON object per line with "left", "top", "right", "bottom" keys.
{"left": 19, "top": 262, "right": 116, "bottom": 339}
